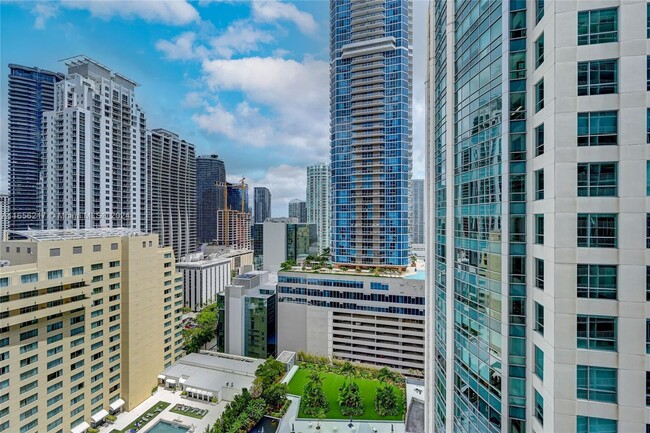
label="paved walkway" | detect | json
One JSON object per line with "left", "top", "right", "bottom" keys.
{"left": 99, "top": 387, "right": 227, "bottom": 433}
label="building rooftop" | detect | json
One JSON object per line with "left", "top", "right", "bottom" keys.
{"left": 6, "top": 228, "right": 148, "bottom": 242}
{"left": 159, "top": 351, "right": 263, "bottom": 393}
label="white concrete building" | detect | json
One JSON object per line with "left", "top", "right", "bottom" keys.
{"left": 177, "top": 252, "right": 231, "bottom": 311}
{"left": 262, "top": 218, "right": 316, "bottom": 272}
{"left": 277, "top": 269, "right": 425, "bottom": 374}
{"left": 426, "top": 1, "right": 650, "bottom": 432}
{"left": 306, "top": 163, "right": 330, "bottom": 254}
{"left": 42, "top": 56, "right": 148, "bottom": 230}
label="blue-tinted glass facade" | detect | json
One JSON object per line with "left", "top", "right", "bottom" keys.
{"left": 7, "top": 64, "right": 64, "bottom": 231}
{"left": 196, "top": 155, "right": 226, "bottom": 244}
{"left": 330, "top": 0, "right": 412, "bottom": 268}
{"left": 254, "top": 187, "right": 272, "bottom": 224}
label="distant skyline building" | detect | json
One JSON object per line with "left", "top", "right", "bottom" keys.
{"left": 262, "top": 217, "right": 316, "bottom": 272}
{"left": 227, "top": 182, "right": 249, "bottom": 213}
{"left": 0, "top": 194, "right": 8, "bottom": 238}
{"left": 330, "top": 0, "right": 413, "bottom": 268}
{"left": 425, "top": 1, "right": 650, "bottom": 433}
{"left": 41, "top": 57, "right": 148, "bottom": 230}
{"left": 254, "top": 187, "right": 272, "bottom": 224}
{"left": 306, "top": 163, "right": 330, "bottom": 254}
{"left": 410, "top": 178, "right": 424, "bottom": 244}
{"left": 215, "top": 209, "right": 252, "bottom": 251}
{"left": 196, "top": 154, "right": 226, "bottom": 244}
{"left": 288, "top": 198, "right": 307, "bottom": 223}
{"left": 148, "top": 129, "right": 197, "bottom": 259}
{"left": 7, "top": 64, "right": 64, "bottom": 231}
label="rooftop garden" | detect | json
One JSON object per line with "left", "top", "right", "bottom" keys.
{"left": 205, "top": 357, "right": 289, "bottom": 433}
{"left": 286, "top": 355, "right": 405, "bottom": 421}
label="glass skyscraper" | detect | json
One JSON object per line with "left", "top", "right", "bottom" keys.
{"left": 196, "top": 154, "right": 226, "bottom": 244}
{"left": 426, "top": 1, "right": 650, "bottom": 433}
{"left": 254, "top": 186, "right": 272, "bottom": 224}
{"left": 7, "top": 64, "right": 63, "bottom": 231}
{"left": 330, "top": 0, "right": 412, "bottom": 268}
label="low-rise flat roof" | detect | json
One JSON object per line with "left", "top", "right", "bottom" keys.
{"left": 8, "top": 228, "right": 147, "bottom": 242}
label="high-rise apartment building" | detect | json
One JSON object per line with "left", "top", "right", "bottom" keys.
{"left": 306, "top": 163, "right": 331, "bottom": 254}
{"left": 0, "top": 229, "right": 184, "bottom": 433}
{"left": 41, "top": 57, "right": 148, "bottom": 230}
{"left": 196, "top": 155, "right": 226, "bottom": 244}
{"left": 148, "top": 129, "right": 197, "bottom": 259}
{"left": 0, "top": 194, "right": 8, "bottom": 239}
{"left": 254, "top": 187, "right": 272, "bottom": 224}
{"left": 426, "top": 2, "right": 649, "bottom": 433}
{"left": 288, "top": 199, "right": 307, "bottom": 223}
{"left": 7, "top": 64, "right": 64, "bottom": 231}
{"left": 215, "top": 210, "right": 252, "bottom": 251}
{"left": 330, "top": 0, "right": 412, "bottom": 268}
{"left": 410, "top": 178, "right": 424, "bottom": 244}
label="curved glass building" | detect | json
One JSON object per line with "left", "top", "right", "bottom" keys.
{"left": 330, "top": 0, "right": 413, "bottom": 269}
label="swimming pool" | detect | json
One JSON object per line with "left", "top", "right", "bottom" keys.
{"left": 143, "top": 420, "right": 189, "bottom": 433}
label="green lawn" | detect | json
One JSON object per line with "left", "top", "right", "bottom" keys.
{"left": 109, "top": 401, "right": 171, "bottom": 433}
{"left": 286, "top": 368, "right": 404, "bottom": 421}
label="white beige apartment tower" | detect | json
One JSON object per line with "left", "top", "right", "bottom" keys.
{"left": 41, "top": 56, "right": 148, "bottom": 230}
{"left": 426, "top": 1, "right": 650, "bottom": 433}
{"left": 306, "top": 163, "right": 331, "bottom": 254}
{"left": 0, "top": 229, "right": 184, "bottom": 433}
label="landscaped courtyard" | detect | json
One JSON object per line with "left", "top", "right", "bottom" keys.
{"left": 109, "top": 401, "right": 171, "bottom": 433}
{"left": 170, "top": 403, "right": 208, "bottom": 419}
{"left": 286, "top": 366, "right": 405, "bottom": 421}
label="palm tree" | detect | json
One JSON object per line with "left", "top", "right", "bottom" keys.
{"left": 340, "top": 362, "right": 356, "bottom": 384}
{"left": 377, "top": 367, "right": 393, "bottom": 386}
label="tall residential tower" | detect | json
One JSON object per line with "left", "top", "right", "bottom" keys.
{"left": 330, "top": 0, "right": 413, "bottom": 269}
{"left": 254, "top": 187, "right": 272, "bottom": 224}
{"left": 306, "top": 163, "right": 331, "bottom": 254}
{"left": 426, "top": 1, "right": 650, "bottom": 432}
{"left": 41, "top": 57, "right": 148, "bottom": 230}
{"left": 410, "top": 178, "right": 424, "bottom": 244}
{"left": 7, "top": 64, "right": 64, "bottom": 231}
{"left": 288, "top": 199, "right": 307, "bottom": 223}
{"left": 196, "top": 155, "right": 226, "bottom": 244}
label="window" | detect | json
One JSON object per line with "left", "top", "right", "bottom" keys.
{"left": 47, "top": 270, "right": 63, "bottom": 280}
{"left": 647, "top": 372, "right": 650, "bottom": 406}
{"left": 577, "top": 265, "right": 616, "bottom": 299}
{"left": 535, "top": 258, "right": 544, "bottom": 290}
{"left": 535, "top": 124, "right": 544, "bottom": 156}
{"left": 577, "top": 214, "right": 617, "bottom": 248}
{"left": 535, "top": 34, "right": 544, "bottom": 68}
{"left": 647, "top": 214, "right": 650, "bottom": 248}
{"left": 534, "top": 346, "right": 544, "bottom": 380}
{"left": 535, "top": 214, "right": 544, "bottom": 244}
{"left": 577, "top": 111, "right": 617, "bottom": 146}
{"left": 534, "top": 302, "right": 544, "bottom": 336}
{"left": 93, "top": 244, "right": 101, "bottom": 252}
{"left": 577, "top": 416, "right": 616, "bottom": 433}
{"left": 21, "top": 273, "right": 38, "bottom": 284}
{"left": 577, "top": 8, "right": 618, "bottom": 45}
{"left": 111, "top": 243, "right": 118, "bottom": 250}
{"left": 647, "top": 109, "right": 650, "bottom": 143}
{"left": 0, "top": 278, "right": 8, "bottom": 288}
{"left": 577, "top": 60, "right": 618, "bottom": 95}
{"left": 536, "top": 0, "right": 544, "bottom": 23}
{"left": 535, "top": 79, "right": 544, "bottom": 112}
{"left": 72, "top": 266, "right": 83, "bottom": 276}
{"left": 646, "top": 320, "right": 650, "bottom": 354}
{"left": 535, "top": 169, "right": 544, "bottom": 200}
{"left": 49, "top": 248, "right": 60, "bottom": 257}
{"left": 577, "top": 162, "right": 617, "bottom": 196}
{"left": 534, "top": 390, "right": 543, "bottom": 424}
{"left": 577, "top": 315, "right": 617, "bottom": 351}
{"left": 577, "top": 365, "right": 617, "bottom": 403}
{"left": 647, "top": 57, "right": 649, "bottom": 91}
{"left": 72, "top": 246, "right": 82, "bottom": 254}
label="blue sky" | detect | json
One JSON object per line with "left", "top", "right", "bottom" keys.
{"left": 0, "top": 0, "right": 426, "bottom": 216}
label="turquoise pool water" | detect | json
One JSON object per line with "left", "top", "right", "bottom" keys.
{"left": 143, "top": 420, "right": 189, "bottom": 433}
{"left": 404, "top": 270, "right": 425, "bottom": 280}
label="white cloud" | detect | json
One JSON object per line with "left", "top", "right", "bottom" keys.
{"left": 60, "top": 0, "right": 200, "bottom": 26}
{"left": 209, "top": 21, "right": 274, "bottom": 59}
{"left": 156, "top": 32, "right": 205, "bottom": 61}
{"left": 252, "top": 0, "right": 318, "bottom": 35}
{"left": 247, "top": 165, "right": 308, "bottom": 217}
{"left": 31, "top": 3, "right": 59, "bottom": 29}
{"left": 196, "top": 56, "right": 329, "bottom": 157}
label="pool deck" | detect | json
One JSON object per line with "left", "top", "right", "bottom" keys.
{"left": 99, "top": 387, "right": 226, "bottom": 433}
